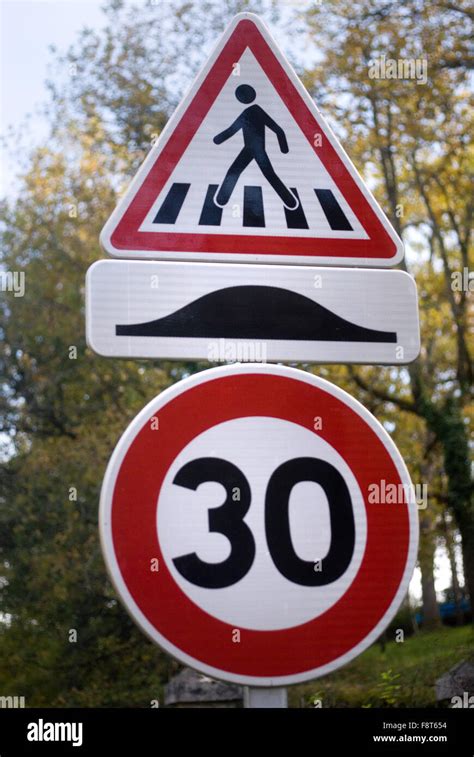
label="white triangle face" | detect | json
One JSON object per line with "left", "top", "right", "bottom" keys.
{"left": 102, "top": 13, "right": 403, "bottom": 265}
{"left": 140, "top": 49, "right": 368, "bottom": 240}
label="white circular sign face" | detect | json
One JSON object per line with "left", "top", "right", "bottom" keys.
{"left": 100, "top": 364, "right": 418, "bottom": 686}
{"left": 158, "top": 416, "right": 367, "bottom": 630}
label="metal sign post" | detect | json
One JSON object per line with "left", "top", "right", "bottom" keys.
{"left": 244, "top": 687, "right": 288, "bottom": 708}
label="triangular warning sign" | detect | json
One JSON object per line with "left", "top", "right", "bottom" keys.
{"left": 101, "top": 13, "right": 404, "bottom": 267}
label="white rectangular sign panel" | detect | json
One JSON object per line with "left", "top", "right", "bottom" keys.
{"left": 86, "top": 260, "right": 420, "bottom": 364}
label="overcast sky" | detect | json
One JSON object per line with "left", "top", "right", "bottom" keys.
{"left": 1, "top": 0, "right": 106, "bottom": 195}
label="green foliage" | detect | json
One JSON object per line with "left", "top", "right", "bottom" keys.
{"left": 292, "top": 626, "right": 474, "bottom": 708}
{"left": 304, "top": 0, "right": 473, "bottom": 611}
{"left": 368, "top": 669, "right": 402, "bottom": 707}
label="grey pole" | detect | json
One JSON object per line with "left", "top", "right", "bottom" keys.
{"left": 244, "top": 687, "right": 288, "bottom": 708}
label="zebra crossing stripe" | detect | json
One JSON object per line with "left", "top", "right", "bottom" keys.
{"left": 284, "top": 188, "right": 308, "bottom": 230}
{"left": 199, "top": 184, "right": 223, "bottom": 226}
{"left": 153, "top": 183, "right": 353, "bottom": 232}
{"left": 314, "top": 189, "right": 353, "bottom": 231}
{"left": 153, "top": 183, "right": 190, "bottom": 224}
{"left": 243, "top": 186, "right": 265, "bottom": 227}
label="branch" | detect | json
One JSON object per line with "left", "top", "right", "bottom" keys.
{"left": 436, "top": 2, "right": 474, "bottom": 20}
{"left": 347, "top": 366, "right": 420, "bottom": 415}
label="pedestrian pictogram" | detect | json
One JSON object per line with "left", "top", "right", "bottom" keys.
{"left": 213, "top": 84, "right": 298, "bottom": 211}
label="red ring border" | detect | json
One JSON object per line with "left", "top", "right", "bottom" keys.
{"left": 110, "top": 372, "right": 410, "bottom": 678}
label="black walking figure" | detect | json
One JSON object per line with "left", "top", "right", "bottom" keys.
{"left": 213, "top": 84, "right": 299, "bottom": 210}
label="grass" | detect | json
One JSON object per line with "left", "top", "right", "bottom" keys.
{"left": 290, "top": 625, "right": 474, "bottom": 708}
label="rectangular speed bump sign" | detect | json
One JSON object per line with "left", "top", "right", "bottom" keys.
{"left": 86, "top": 260, "right": 420, "bottom": 364}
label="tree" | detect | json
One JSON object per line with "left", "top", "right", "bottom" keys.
{"left": 304, "top": 0, "right": 473, "bottom": 611}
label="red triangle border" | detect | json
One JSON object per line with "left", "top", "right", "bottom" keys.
{"left": 109, "top": 19, "right": 397, "bottom": 260}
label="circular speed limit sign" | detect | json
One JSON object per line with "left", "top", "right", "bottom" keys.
{"left": 100, "top": 364, "right": 418, "bottom": 686}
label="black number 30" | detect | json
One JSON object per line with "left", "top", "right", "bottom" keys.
{"left": 172, "top": 456, "right": 355, "bottom": 589}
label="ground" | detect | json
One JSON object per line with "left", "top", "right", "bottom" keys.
{"left": 290, "top": 625, "right": 474, "bottom": 708}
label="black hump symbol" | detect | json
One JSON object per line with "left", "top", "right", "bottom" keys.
{"left": 116, "top": 286, "right": 397, "bottom": 343}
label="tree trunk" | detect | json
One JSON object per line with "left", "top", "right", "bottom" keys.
{"left": 428, "top": 398, "right": 474, "bottom": 621}
{"left": 419, "top": 518, "right": 442, "bottom": 629}
{"left": 442, "top": 510, "right": 464, "bottom": 625}
{"left": 404, "top": 593, "right": 419, "bottom": 635}
{"left": 458, "top": 513, "right": 474, "bottom": 615}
